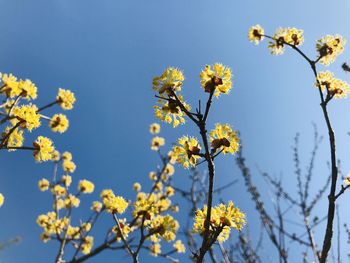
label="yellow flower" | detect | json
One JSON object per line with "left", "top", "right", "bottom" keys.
{"left": 1, "top": 73, "right": 20, "bottom": 98}
{"left": 38, "top": 178, "right": 50, "bottom": 191}
{"left": 51, "top": 150, "right": 60, "bottom": 161}
{"left": 173, "top": 240, "right": 186, "bottom": 253}
{"left": 151, "top": 136, "right": 165, "bottom": 151}
{"left": 0, "top": 193, "right": 4, "bottom": 207}
{"left": 147, "top": 215, "right": 179, "bottom": 242}
{"left": 210, "top": 123, "right": 239, "bottom": 154}
{"left": 62, "top": 175, "right": 72, "bottom": 187}
{"left": 2, "top": 126, "right": 24, "bottom": 150}
{"left": 62, "top": 151, "right": 72, "bottom": 161}
{"left": 149, "top": 123, "right": 161, "bottom": 134}
{"left": 248, "top": 24, "right": 264, "bottom": 44}
{"left": 316, "top": 71, "right": 349, "bottom": 99}
{"left": 153, "top": 67, "right": 184, "bottom": 96}
{"left": 52, "top": 185, "right": 67, "bottom": 196}
{"left": 165, "top": 186, "right": 175, "bottom": 197}
{"left": 91, "top": 201, "right": 103, "bottom": 212}
{"left": 164, "top": 164, "right": 175, "bottom": 177}
{"left": 172, "top": 136, "right": 201, "bottom": 168}
{"left": 33, "top": 136, "right": 55, "bottom": 162}
{"left": 149, "top": 171, "right": 157, "bottom": 181}
{"left": 200, "top": 63, "right": 232, "bottom": 98}
{"left": 12, "top": 104, "right": 41, "bottom": 132}
{"left": 63, "top": 160, "right": 76, "bottom": 173}
{"left": 112, "top": 218, "right": 133, "bottom": 242}
{"left": 81, "top": 236, "right": 93, "bottom": 255}
{"left": 78, "top": 180, "right": 95, "bottom": 194}
{"left": 149, "top": 243, "right": 161, "bottom": 257}
{"left": 64, "top": 194, "right": 80, "bottom": 208}
{"left": 49, "top": 114, "right": 69, "bottom": 133}
{"left": 154, "top": 95, "right": 190, "bottom": 128}
{"left": 18, "top": 79, "right": 37, "bottom": 100}
{"left": 57, "top": 88, "right": 76, "bottom": 110}
{"left": 102, "top": 190, "right": 128, "bottom": 214}
{"left": 316, "top": 35, "right": 346, "bottom": 66}
{"left": 193, "top": 201, "right": 246, "bottom": 243}
{"left": 133, "top": 183, "right": 142, "bottom": 192}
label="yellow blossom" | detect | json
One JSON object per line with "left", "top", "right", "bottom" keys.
{"left": 49, "top": 114, "right": 69, "bottom": 133}
{"left": 78, "top": 180, "right": 95, "bottom": 194}
{"left": 133, "top": 183, "right": 141, "bottom": 192}
{"left": 12, "top": 104, "right": 41, "bottom": 132}
{"left": 112, "top": 218, "right": 133, "bottom": 241}
{"left": 102, "top": 191, "right": 128, "bottom": 214}
{"left": 62, "top": 151, "right": 72, "bottom": 161}
{"left": 63, "top": 160, "right": 76, "bottom": 173}
{"left": 193, "top": 201, "right": 246, "bottom": 243}
{"left": 165, "top": 186, "right": 175, "bottom": 197}
{"left": 81, "top": 236, "right": 93, "bottom": 255}
{"left": 2, "top": 126, "right": 24, "bottom": 150}
{"left": 91, "top": 201, "right": 103, "bottom": 212}
{"left": 151, "top": 136, "right": 165, "bottom": 151}
{"left": 149, "top": 171, "right": 157, "bottom": 181}
{"left": 18, "top": 79, "right": 37, "bottom": 100}
{"left": 51, "top": 150, "right": 60, "bottom": 161}
{"left": 316, "top": 71, "right": 349, "bottom": 99}
{"left": 154, "top": 95, "right": 190, "bottom": 128}
{"left": 33, "top": 136, "right": 55, "bottom": 162}
{"left": 57, "top": 88, "right": 76, "bottom": 110}
{"left": 38, "top": 178, "right": 50, "bottom": 191}
{"left": 52, "top": 185, "right": 66, "bottom": 196}
{"left": 172, "top": 136, "right": 201, "bottom": 168}
{"left": 200, "top": 63, "right": 232, "bottom": 98}
{"left": 149, "top": 243, "right": 161, "bottom": 257}
{"left": 173, "top": 240, "right": 186, "bottom": 253}
{"left": 153, "top": 67, "right": 184, "bottom": 96}
{"left": 62, "top": 175, "right": 72, "bottom": 187}
{"left": 316, "top": 35, "right": 346, "bottom": 66}
{"left": 248, "top": 24, "right": 264, "bottom": 44}
{"left": 268, "top": 27, "right": 304, "bottom": 55}
{"left": 149, "top": 123, "right": 161, "bottom": 134}
{"left": 64, "top": 194, "right": 80, "bottom": 208}
{"left": 210, "top": 123, "right": 239, "bottom": 154}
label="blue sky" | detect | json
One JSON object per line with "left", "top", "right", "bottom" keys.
{"left": 1, "top": 0, "right": 350, "bottom": 262}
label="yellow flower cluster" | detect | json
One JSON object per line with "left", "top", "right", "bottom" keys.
{"left": 151, "top": 136, "right": 165, "bottom": 151}
{"left": 172, "top": 136, "right": 201, "bottom": 168}
{"left": 268, "top": 27, "right": 304, "bottom": 55}
{"left": 2, "top": 126, "right": 24, "bottom": 150}
{"left": 173, "top": 240, "right": 186, "bottom": 253}
{"left": 78, "top": 179, "right": 95, "bottom": 194}
{"left": 210, "top": 123, "right": 239, "bottom": 154}
{"left": 149, "top": 123, "right": 160, "bottom": 134}
{"left": 193, "top": 201, "right": 246, "bottom": 243}
{"left": 62, "top": 151, "right": 76, "bottom": 173}
{"left": 152, "top": 67, "right": 184, "bottom": 96}
{"left": 153, "top": 67, "right": 191, "bottom": 128}
{"left": 316, "top": 71, "right": 349, "bottom": 99}
{"left": 57, "top": 88, "right": 76, "bottom": 110}
{"left": 12, "top": 104, "right": 41, "bottom": 132}
{"left": 112, "top": 218, "right": 134, "bottom": 242}
{"left": 248, "top": 24, "right": 264, "bottom": 45}
{"left": 316, "top": 35, "right": 346, "bottom": 66}
{"left": 146, "top": 214, "right": 179, "bottom": 242}
{"left": 33, "top": 136, "right": 55, "bottom": 162}
{"left": 200, "top": 63, "right": 232, "bottom": 98}
{"left": 49, "top": 114, "right": 69, "bottom": 133}
{"left": 0, "top": 74, "right": 37, "bottom": 100}
{"left": 100, "top": 189, "right": 129, "bottom": 214}
{"left": 38, "top": 178, "right": 50, "bottom": 191}
{"left": 154, "top": 95, "right": 190, "bottom": 128}
{"left": 37, "top": 211, "right": 68, "bottom": 242}
{"left": 81, "top": 236, "right": 94, "bottom": 254}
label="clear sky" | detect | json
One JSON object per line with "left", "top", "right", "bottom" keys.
{"left": 1, "top": 0, "right": 350, "bottom": 262}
